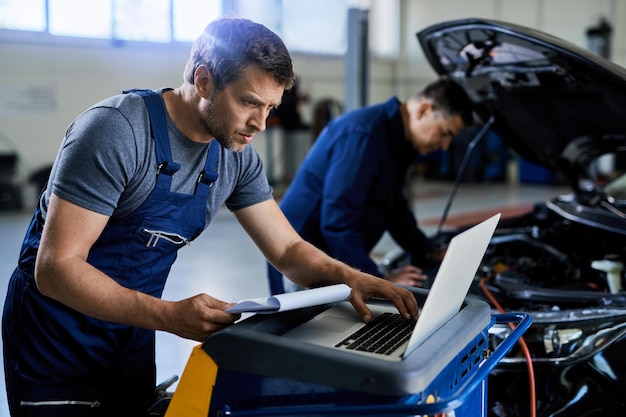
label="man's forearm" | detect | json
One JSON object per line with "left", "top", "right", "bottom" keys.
{"left": 35, "top": 257, "right": 169, "bottom": 330}
{"left": 278, "top": 240, "right": 358, "bottom": 288}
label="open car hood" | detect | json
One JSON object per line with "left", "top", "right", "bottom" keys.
{"left": 417, "top": 18, "right": 626, "bottom": 191}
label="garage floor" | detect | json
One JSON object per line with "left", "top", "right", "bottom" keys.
{"left": 0, "top": 179, "right": 569, "bottom": 416}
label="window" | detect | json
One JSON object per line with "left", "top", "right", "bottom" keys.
{"left": 0, "top": 0, "right": 46, "bottom": 31}
{"left": 0, "top": 0, "right": 398, "bottom": 57}
{"left": 113, "top": 0, "right": 171, "bottom": 42}
{"left": 173, "top": 0, "right": 221, "bottom": 42}
{"left": 235, "top": 0, "right": 281, "bottom": 33}
{"left": 49, "top": 0, "right": 112, "bottom": 38}
{"left": 281, "top": 0, "right": 347, "bottom": 55}
{"left": 369, "top": 0, "right": 399, "bottom": 57}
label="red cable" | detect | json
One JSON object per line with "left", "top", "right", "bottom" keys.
{"left": 480, "top": 275, "right": 537, "bottom": 417}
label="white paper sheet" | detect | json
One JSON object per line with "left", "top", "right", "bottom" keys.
{"left": 225, "top": 284, "right": 351, "bottom": 314}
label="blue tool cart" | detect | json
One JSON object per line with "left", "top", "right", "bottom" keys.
{"left": 165, "top": 288, "right": 531, "bottom": 417}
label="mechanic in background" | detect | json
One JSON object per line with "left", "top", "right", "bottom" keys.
{"left": 268, "top": 77, "right": 474, "bottom": 294}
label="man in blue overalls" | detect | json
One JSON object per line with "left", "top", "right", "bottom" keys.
{"left": 2, "top": 18, "right": 419, "bottom": 417}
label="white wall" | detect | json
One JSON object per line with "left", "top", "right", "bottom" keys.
{"left": 0, "top": 0, "right": 624, "bottom": 206}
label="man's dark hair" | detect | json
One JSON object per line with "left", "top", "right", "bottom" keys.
{"left": 419, "top": 76, "right": 474, "bottom": 126}
{"left": 183, "top": 18, "right": 295, "bottom": 91}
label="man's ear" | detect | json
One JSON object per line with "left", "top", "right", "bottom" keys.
{"left": 194, "top": 65, "right": 214, "bottom": 99}
{"left": 416, "top": 100, "right": 433, "bottom": 120}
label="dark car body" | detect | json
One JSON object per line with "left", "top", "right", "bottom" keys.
{"left": 416, "top": 18, "right": 626, "bottom": 416}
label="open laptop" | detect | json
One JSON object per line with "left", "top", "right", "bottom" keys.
{"left": 283, "top": 212, "right": 501, "bottom": 362}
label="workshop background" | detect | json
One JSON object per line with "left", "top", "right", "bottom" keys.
{"left": 0, "top": 0, "right": 624, "bottom": 416}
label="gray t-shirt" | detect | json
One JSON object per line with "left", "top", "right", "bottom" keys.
{"left": 40, "top": 89, "right": 273, "bottom": 227}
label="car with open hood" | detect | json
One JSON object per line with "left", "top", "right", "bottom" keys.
{"left": 414, "top": 18, "right": 626, "bottom": 417}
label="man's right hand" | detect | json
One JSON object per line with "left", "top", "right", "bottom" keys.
{"left": 163, "top": 294, "right": 241, "bottom": 342}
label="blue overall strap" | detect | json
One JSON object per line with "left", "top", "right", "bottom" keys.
{"left": 197, "top": 141, "right": 220, "bottom": 190}
{"left": 123, "top": 89, "right": 180, "bottom": 190}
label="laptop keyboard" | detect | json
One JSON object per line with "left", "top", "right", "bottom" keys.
{"left": 335, "top": 312, "right": 416, "bottom": 355}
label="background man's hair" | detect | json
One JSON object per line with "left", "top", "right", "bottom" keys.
{"left": 418, "top": 76, "right": 474, "bottom": 126}
{"left": 183, "top": 18, "right": 295, "bottom": 91}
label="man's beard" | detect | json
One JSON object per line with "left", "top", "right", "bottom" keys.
{"left": 201, "top": 94, "right": 241, "bottom": 153}
{"left": 214, "top": 132, "right": 239, "bottom": 153}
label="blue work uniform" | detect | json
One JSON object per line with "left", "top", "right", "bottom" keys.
{"left": 2, "top": 89, "right": 220, "bottom": 416}
{"left": 268, "top": 97, "right": 432, "bottom": 294}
